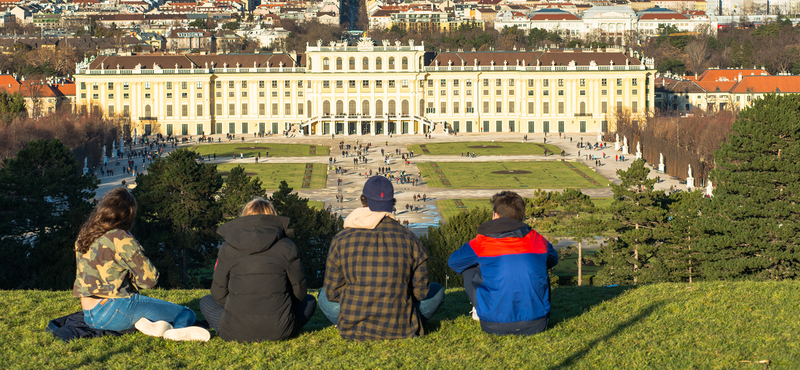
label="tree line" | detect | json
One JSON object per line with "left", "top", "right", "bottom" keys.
{"left": 0, "top": 143, "right": 342, "bottom": 290}
{"left": 422, "top": 94, "right": 800, "bottom": 286}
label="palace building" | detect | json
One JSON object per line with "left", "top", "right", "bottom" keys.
{"left": 74, "top": 37, "right": 655, "bottom": 137}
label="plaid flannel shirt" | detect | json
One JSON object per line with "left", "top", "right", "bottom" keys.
{"left": 324, "top": 217, "right": 430, "bottom": 341}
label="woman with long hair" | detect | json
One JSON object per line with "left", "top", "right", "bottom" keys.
{"left": 74, "top": 187, "right": 210, "bottom": 341}
{"left": 199, "top": 197, "right": 316, "bottom": 342}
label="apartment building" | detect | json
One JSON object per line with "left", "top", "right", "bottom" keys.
{"left": 73, "top": 37, "right": 654, "bottom": 137}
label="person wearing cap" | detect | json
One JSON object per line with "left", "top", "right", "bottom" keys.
{"left": 319, "top": 176, "right": 444, "bottom": 341}
{"left": 448, "top": 191, "right": 558, "bottom": 336}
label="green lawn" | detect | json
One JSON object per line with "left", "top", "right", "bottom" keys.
{"left": 188, "top": 143, "right": 329, "bottom": 157}
{"left": 408, "top": 141, "right": 560, "bottom": 156}
{"left": 216, "top": 163, "right": 328, "bottom": 190}
{"left": 436, "top": 197, "right": 613, "bottom": 224}
{"left": 308, "top": 201, "right": 325, "bottom": 210}
{"left": 9, "top": 281, "right": 800, "bottom": 368}
{"left": 419, "top": 161, "right": 610, "bottom": 189}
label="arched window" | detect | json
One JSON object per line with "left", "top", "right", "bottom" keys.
{"left": 376, "top": 57, "right": 382, "bottom": 70}
{"left": 419, "top": 99, "right": 424, "bottom": 116}
{"left": 336, "top": 57, "right": 342, "bottom": 70}
{"left": 336, "top": 100, "right": 343, "bottom": 115}
{"left": 349, "top": 57, "right": 355, "bottom": 70}
{"left": 419, "top": 56, "right": 423, "bottom": 70}
{"left": 308, "top": 58, "right": 312, "bottom": 70}
{"left": 388, "top": 99, "right": 396, "bottom": 114}
{"left": 401, "top": 99, "right": 409, "bottom": 115}
{"left": 349, "top": 100, "right": 356, "bottom": 115}
{"left": 323, "top": 100, "right": 331, "bottom": 115}
{"left": 362, "top": 57, "right": 369, "bottom": 70}
{"left": 362, "top": 100, "right": 370, "bottom": 115}
{"left": 307, "top": 100, "right": 312, "bottom": 117}
{"left": 579, "top": 102, "right": 586, "bottom": 115}
{"left": 323, "top": 58, "right": 330, "bottom": 71}
{"left": 145, "top": 104, "right": 151, "bottom": 117}
{"left": 376, "top": 99, "right": 384, "bottom": 116}
{"left": 401, "top": 57, "right": 408, "bottom": 70}
{"left": 389, "top": 57, "right": 395, "bottom": 70}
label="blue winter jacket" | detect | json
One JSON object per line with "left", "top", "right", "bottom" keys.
{"left": 448, "top": 218, "right": 558, "bottom": 324}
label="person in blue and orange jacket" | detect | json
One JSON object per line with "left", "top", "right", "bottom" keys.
{"left": 448, "top": 191, "right": 559, "bottom": 336}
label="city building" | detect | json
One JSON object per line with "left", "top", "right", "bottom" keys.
{"left": 73, "top": 38, "right": 655, "bottom": 137}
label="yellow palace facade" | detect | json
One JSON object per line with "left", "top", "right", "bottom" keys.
{"left": 74, "top": 37, "right": 655, "bottom": 137}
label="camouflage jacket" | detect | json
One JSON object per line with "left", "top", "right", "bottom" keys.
{"left": 73, "top": 229, "right": 159, "bottom": 298}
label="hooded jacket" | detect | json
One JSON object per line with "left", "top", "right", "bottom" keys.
{"left": 211, "top": 214, "right": 307, "bottom": 342}
{"left": 448, "top": 218, "right": 558, "bottom": 329}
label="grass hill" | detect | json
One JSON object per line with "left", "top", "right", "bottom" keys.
{"left": 5, "top": 281, "right": 798, "bottom": 369}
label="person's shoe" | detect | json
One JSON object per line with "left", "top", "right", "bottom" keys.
{"left": 163, "top": 327, "right": 211, "bottom": 342}
{"left": 135, "top": 318, "right": 173, "bottom": 337}
{"left": 470, "top": 306, "right": 480, "bottom": 322}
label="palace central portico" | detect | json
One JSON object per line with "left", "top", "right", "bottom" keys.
{"left": 74, "top": 37, "right": 654, "bottom": 137}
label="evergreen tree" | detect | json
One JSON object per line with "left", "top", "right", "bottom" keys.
{"left": 133, "top": 148, "right": 223, "bottom": 288}
{"left": 560, "top": 188, "right": 606, "bottom": 286}
{"left": 652, "top": 190, "right": 704, "bottom": 283}
{"left": 595, "top": 159, "right": 669, "bottom": 285}
{"left": 219, "top": 165, "right": 265, "bottom": 219}
{"left": 269, "top": 181, "right": 342, "bottom": 288}
{"left": 421, "top": 207, "right": 492, "bottom": 287}
{"left": 694, "top": 94, "right": 800, "bottom": 280}
{"left": 0, "top": 139, "right": 98, "bottom": 289}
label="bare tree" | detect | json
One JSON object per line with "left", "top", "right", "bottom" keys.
{"left": 685, "top": 40, "right": 709, "bottom": 73}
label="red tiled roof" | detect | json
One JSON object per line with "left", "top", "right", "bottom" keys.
{"left": 639, "top": 13, "right": 690, "bottom": 20}
{"left": 0, "top": 74, "right": 20, "bottom": 88}
{"left": 696, "top": 80, "right": 736, "bottom": 93}
{"left": 530, "top": 13, "right": 581, "bottom": 21}
{"left": 696, "top": 68, "right": 769, "bottom": 82}
{"left": 55, "top": 83, "right": 76, "bottom": 96}
{"left": 730, "top": 76, "right": 800, "bottom": 94}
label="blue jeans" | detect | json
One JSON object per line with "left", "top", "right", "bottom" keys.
{"left": 83, "top": 294, "right": 197, "bottom": 332}
{"left": 318, "top": 283, "right": 444, "bottom": 325}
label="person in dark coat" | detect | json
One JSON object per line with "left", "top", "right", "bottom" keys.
{"left": 199, "top": 198, "right": 316, "bottom": 342}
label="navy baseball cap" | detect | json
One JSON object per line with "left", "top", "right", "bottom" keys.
{"left": 363, "top": 176, "right": 394, "bottom": 212}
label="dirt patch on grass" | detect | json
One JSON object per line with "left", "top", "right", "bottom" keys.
{"left": 235, "top": 147, "right": 270, "bottom": 150}
{"left": 467, "top": 145, "right": 503, "bottom": 149}
{"left": 492, "top": 170, "right": 532, "bottom": 174}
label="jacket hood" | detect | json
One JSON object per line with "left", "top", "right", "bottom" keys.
{"left": 343, "top": 207, "right": 394, "bottom": 229}
{"left": 217, "top": 215, "right": 293, "bottom": 255}
{"left": 477, "top": 217, "right": 531, "bottom": 238}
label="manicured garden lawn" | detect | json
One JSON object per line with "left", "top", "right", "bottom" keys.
{"left": 419, "top": 161, "right": 610, "bottom": 189}
{"left": 216, "top": 163, "right": 328, "bottom": 190}
{"left": 408, "top": 141, "right": 560, "bottom": 156}
{"left": 188, "top": 143, "right": 329, "bottom": 157}
{"left": 435, "top": 197, "right": 613, "bottom": 224}
{"left": 11, "top": 281, "right": 800, "bottom": 368}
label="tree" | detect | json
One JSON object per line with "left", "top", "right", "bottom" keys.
{"left": 219, "top": 165, "right": 266, "bottom": 219}
{"left": 595, "top": 159, "right": 669, "bottom": 285}
{"left": 0, "top": 139, "right": 98, "bottom": 289}
{"left": 133, "top": 148, "right": 223, "bottom": 288}
{"left": 421, "top": 207, "right": 492, "bottom": 287}
{"left": 269, "top": 181, "right": 342, "bottom": 288}
{"left": 694, "top": 94, "right": 800, "bottom": 281}
{"left": 657, "top": 59, "right": 687, "bottom": 74}
{"left": 222, "top": 21, "right": 240, "bottom": 30}
{"left": 560, "top": 189, "right": 605, "bottom": 286}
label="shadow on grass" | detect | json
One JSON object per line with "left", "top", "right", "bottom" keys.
{"left": 549, "top": 300, "right": 665, "bottom": 370}
{"left": 424, "top": 289, "right": 474, "bottom": 333}
{"left": 549, "top": 285, "right": 636, "bottom": 327}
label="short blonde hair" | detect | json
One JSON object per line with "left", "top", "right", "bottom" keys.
{"left": 241, "top": 197, "right": 277, "bottom": 216}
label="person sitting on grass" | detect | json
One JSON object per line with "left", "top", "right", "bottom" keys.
{"left": 448, "top": 191, "right": 558, "bottom": 336}
{"left": 74, "top": 187, "right": 210, "bottom": 342}
{"left": 319, "top": 176, "right": 444, "bottom": 341}
{"left": 199, "top": 197, "right": 316, "bottom": 342}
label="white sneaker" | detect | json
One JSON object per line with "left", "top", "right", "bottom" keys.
{"left": 470, "top": 306, "right": 480, "bottom": 322}
{"left": 135, "top": 318, "right": 173, "bottom": 337}
{"left": 163, "top": 327, "right": 211, "bottom": 342}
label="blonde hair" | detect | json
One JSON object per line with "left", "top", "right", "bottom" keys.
{"left": 76, "top": 188, "right": 137, "bottom": 254}
{"left": 241, "top": 197, "right": 276, "bottom": 216}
